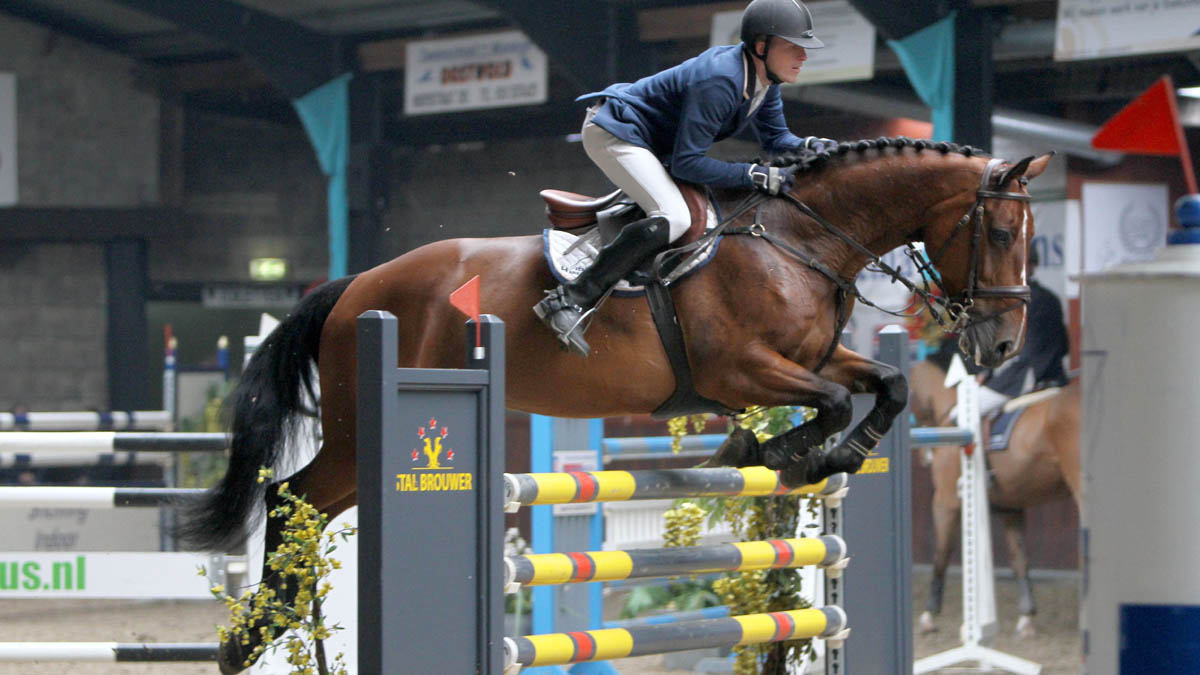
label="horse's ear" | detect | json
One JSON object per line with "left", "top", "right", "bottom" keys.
{"left": 1022, "top": 152, "right": 1055, "bottom": 181}
{"left": 997, "top": 156, "right": 1035, "bottom": 188}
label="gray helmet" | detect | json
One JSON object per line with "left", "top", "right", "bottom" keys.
{"left": 740, "top": 0, "right": 825, "bottom": 49}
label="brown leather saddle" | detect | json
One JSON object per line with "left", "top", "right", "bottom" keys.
{"left": 535, "top": 181, "right": 739, "bottom": 420}
{"left": 539, "top": 181, "right": 713, "bottom": 246}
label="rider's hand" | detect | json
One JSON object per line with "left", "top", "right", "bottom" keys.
{"left": 749, "top": 164, "right": 794, "bottom": 196}
{"left": 803, "top": 136, "right": 837, "bottom": 153}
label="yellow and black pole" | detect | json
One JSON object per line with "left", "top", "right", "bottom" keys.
{"left": 503, "top": 466, "right": 848, "bottom": 511}
{"left": 503, "top": 606, "right": 848, "bottom": 672}
{"left": 505, "top": 535, "right": 847, "bottom": 588}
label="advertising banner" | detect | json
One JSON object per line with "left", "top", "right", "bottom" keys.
{"left": 0, "top": 73, "right": 15, "bottom": 206}
{"left": 405, "top": 30, "right": 547, "bottom": 115}
{"left": 1056, "top": 0, "right": 1200, "bottom": 61}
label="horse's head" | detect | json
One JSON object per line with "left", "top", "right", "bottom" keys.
{"left": 923, "top": 153, "right": 1053, "bottom": 367}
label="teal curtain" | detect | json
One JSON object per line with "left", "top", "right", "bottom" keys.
{"left": 292, "top": 72, "right": 353, "bottom": 280}
{"left": 887, "top": 11, "right": 955, "bottom": 142}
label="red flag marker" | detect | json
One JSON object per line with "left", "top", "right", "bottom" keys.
{"left": 1093, "top": 75, "right": 1197, "bottom": 194}
{"left": 449, "top": 275, "right": 483, "bottom": 351}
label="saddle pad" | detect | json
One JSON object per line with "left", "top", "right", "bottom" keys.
{"left": 542, "top": 204, "right": 720, "bottom": 297}
{"left": 986, "top": 407, "right": 1027, "bottom": 452}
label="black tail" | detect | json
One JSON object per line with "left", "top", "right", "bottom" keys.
{"left": 177, "top": 276, "right": 356, "bottom": 552}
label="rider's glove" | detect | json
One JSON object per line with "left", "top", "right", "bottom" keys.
{"left": 749, "top": 164, "right": 794, "bottom": 196}
{"left": 802, "top": 136, "right": 837, "bottom": 153}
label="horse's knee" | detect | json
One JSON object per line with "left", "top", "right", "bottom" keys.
{"left": 880, "top": 369, "right": 908, "bottom": 416}
{"left": 823, "top": 386, "right": 853, "bottom": 433}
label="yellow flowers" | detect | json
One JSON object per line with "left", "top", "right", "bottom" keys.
{"left": 666, "top": 414, "right": 711, "bottom": 453}
{"left": 209, "top": 479, "right": 356, "bottom": 675}
{"left": 668, "top": 408, "right": 819, "bottom": 675}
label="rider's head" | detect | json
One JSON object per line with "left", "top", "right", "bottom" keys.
{"left": 741, "top": 0, "right": 825, "bottom": 85}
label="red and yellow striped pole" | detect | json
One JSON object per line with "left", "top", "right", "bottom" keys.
{"left": 503, "top": 606, "right": 848, "bottom": 670}
{"left": 503, "top": 466, "right": 848, "bottom": 511}
{"left": 506, "top": 535, "right": 846, "bottom": 587}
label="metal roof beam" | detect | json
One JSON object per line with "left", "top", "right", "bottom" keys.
{"left": 105, "top": 0, "right": 339, "bottom": 97}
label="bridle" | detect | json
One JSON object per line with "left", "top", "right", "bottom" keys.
{"left": 651, "top": 154, "right": 1035, "bottom": 371}
{"left": 910, "top": 157, "right": 1033, "bottom": 334}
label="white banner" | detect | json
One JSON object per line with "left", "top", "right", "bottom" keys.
{"left": 1056, "top": 0, "right": 1200, "bottom": 61}
{"left": 711, "top": 0, "right": 875, "bottom": 85}
{"left": 0, "top": 552, "right": 220, "bottom": 598}
{"left": 0, "top": 73, "right": 15, "bottom": 206}
{"left": 1029, "top": 200, "right": 1076, "bottom": 308}
{"left": 404, "top": 30, "right": 547, "bottom": 116}
{"left": 1081, "top": 182, "right": 1169, "bottom": 273}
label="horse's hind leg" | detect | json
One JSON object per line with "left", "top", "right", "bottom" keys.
{"left": 999, "top": 507, "right": 1037, "bottom": 637}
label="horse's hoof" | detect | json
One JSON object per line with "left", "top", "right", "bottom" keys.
{"left": 918, "top": 611, "right": 938, "bottom": 634}
{"left": 705, "top": 427, "right": 761, "bottom": 468}
{"left": 1016, "top": 614, "right": 1036, "bottom": 638}
{"left": 218, "top": 639, "right": 254, "bottom": 675}
{"left": 778, "top": 453, "right": 822, "bottom": 488}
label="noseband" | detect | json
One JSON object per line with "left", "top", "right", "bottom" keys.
{"left": 919, "top": 157, "right": 1033, "bottom": 333}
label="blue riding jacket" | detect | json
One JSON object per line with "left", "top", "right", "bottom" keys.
{"left": 578, "top": 44, "right": 806, "bottom": 189}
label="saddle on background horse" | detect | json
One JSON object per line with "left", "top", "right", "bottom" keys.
{"left": 535, "top": 182, "right": 737, "bottom": 419}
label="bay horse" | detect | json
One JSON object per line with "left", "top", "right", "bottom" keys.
{"left": 909, "top": 355, "right": 1080, "bottom": 637}
{"left": 180, "top": 138, "right": 1051, "bottom": 672}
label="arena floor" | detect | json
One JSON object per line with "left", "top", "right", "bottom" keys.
{"left": 0, "top": 569, "right": 1081, "bottom": 674}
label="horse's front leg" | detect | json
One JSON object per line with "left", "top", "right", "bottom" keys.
{"left": 702, "top": 349, "right": 853, "bottom": 477}
{"left": 790, "top": 345, "right": 908, "bottom": 486}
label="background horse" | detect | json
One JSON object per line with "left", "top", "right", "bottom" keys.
{"left": 909, "top": 355, "right": 1080, "bottom": 637}
{"left": 180, "top": 138, "right": 1051, "bottom": 673}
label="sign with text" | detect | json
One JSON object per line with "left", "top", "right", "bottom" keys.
{"left": 404, "top": 30, "right": 547, "bottom": 115}
{"left": 711, "top": 0, "right": 875, "bottom": 85}
{"left": 1082, "top": 182, "right": 1169, "bottom": 272}
{"left": 0, "top": 73, "right": 15, "bottom": 206}
{"left": 1056, "top": 0, "right": 1200, "bottom": 61}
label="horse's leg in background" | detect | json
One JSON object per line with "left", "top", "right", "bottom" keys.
{"left": 783, "top": 345, "right": 908, "bottom": 486}
{"left": 1052, "top": 386, "right": 1083, "bottom": 507}
{"left": 921, "top": 445, "right": 962, "bottom": 633}
{"left": 998, "top": 507, "right": 1037, "bottom": 637}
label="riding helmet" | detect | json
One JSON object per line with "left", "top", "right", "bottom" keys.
{"left": 740, "top": 0, "right": 825, "bottom": 49}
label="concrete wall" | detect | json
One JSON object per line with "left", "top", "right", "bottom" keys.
{"left": 149, "top": 111, "right": 328, "bottom": 282}
{"left": 0, "top": 243, "right": 107, "bottom": 411}
{"left": 0, "top": 12, "right": 159, "bottom": 207}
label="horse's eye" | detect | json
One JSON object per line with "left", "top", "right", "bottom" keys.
{"left": 990, "top": 229, "right": 1014, "bottom": 247}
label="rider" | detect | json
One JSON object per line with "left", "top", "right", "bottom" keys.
{"left": 533, "top": 0, "right": 836, "bottom": 356}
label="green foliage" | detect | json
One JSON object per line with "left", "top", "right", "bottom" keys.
{"left": 664, "top": 408, "right": 823, "bottom": 675}
{"left": 206, "top": 470, "right": 355, "bottom": 675}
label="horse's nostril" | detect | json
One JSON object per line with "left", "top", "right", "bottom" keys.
{"left": 996, "top": 340, "right": 1015, "bottom": 359}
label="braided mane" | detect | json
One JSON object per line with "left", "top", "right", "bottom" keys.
{"left": 768, "top": 136, "right": 990, "bottom": 176}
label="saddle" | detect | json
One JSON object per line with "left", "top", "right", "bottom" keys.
{"left": 540, "top": 182, "right": 713, "bottom": 246}
{"left": 536, "top": 182, "right": 739, "bottom": 419}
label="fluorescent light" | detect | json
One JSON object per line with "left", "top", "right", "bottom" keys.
{"left": 1177, "top": 86, "right": 1200, "bottom": 99}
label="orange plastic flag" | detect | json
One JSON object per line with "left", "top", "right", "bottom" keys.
{"left": 449, "top": 275, "right": 481, "bottom": 321}
{"left": 1092, "top": 75, "right": 1196, "bottom": 194}
{"left": 1092, "top": 75, "right": 1184, "bottom": 155}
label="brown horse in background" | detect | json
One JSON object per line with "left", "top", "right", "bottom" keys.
{"left": 179, "top": 139, "right": 1052, "bottom": 672}
{"left": 909, "top": 356, "right": 1080, "bottom": 637}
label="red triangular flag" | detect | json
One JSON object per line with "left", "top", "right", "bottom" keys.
{"left": 449, "top": 275, "right": 481, "bottom": 321}
{"left": 1092, "top": 75, "right": 1185, "bottom": 156}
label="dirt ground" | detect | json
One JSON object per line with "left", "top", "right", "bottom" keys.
{"left": 0, "top": 569, "right": 1081, "bottom": 674}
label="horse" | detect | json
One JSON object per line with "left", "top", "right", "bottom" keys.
{"left": 179, "top": 138, "right": 1051, "bottom": 672}
{"left": 909, "top": 355, "right": 1080, "bottom": 637}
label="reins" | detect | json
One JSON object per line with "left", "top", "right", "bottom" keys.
{"left": 650, "top": 154, "right": 1035, "bottom": 371}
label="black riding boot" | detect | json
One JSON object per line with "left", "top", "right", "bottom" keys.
{"left": 534, "top": 216, "right": 671, "bottom": 356}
